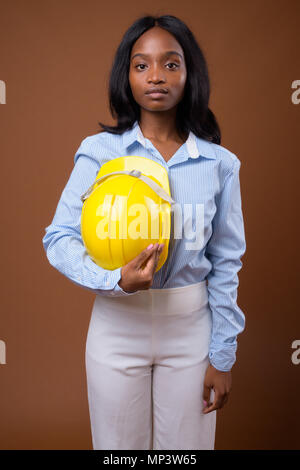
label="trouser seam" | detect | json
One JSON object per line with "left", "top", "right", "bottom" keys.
{"left": 151, "top": 290, "right": 155, "bottom": 361}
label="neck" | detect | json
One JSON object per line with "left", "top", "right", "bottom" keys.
{"left": 138, "top": 110, "right": 185, "bottom": 143}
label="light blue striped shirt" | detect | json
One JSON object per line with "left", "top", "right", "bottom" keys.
{"left": 42, "top": 120, "right": 246, "bottom": 372}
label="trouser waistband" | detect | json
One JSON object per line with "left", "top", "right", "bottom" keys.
{"left": 95, "top": 280, "right": 209, "bottom": 316}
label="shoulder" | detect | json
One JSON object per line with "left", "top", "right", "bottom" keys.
{"left": 79, "top": 130, "right": 123, "bottom": 153}
{"left": 74, "top": 130, "right": 123, "bottom": 165}
{"left": 196, "top": 137, "right": 242, "bottom": 179}
{"left": 211, "top": 142, "right": 241, "bottom": 171}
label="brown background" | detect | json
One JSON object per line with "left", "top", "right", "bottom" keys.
{"left": 0, "top": 0, "right": 299, "bottom": 450}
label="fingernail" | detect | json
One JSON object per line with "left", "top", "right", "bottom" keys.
{"left": 147, "top": 244, "right": 154, "bottom": 250}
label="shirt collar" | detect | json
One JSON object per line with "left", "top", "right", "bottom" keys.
{"left": 122, "top": 120, "right": 216, "bottom": 160}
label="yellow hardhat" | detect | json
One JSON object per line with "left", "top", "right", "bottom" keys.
{"left": 80, "top": 156, "right": 175, "bottom": 272}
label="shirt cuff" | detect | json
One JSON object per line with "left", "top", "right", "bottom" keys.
{"left": 208, "top": 342, "right": 238, "bottom": 372}
{"left": 99, "top": 266, "right": 140, "bottom": 296}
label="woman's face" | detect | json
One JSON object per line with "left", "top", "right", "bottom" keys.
{"left": 129, "top": 26, "right": 187, "bottom": 113}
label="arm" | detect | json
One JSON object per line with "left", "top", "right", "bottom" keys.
{"left": 205, "top": 158, "right": 247, "bottom": 372}
{"left": 42, "top": 138, "right": 137, "bottom": 297}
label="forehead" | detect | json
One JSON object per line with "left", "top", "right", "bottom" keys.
{"left": 130, "top": 27, "right": 183, "bottom": 57}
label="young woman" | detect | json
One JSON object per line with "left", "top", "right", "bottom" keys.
{"left": 42, "top": 14, "right": 246, "bottom": 450}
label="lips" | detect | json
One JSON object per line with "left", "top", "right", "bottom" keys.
{"left": 145, "top": 88, "right": 168, "bottom": 94}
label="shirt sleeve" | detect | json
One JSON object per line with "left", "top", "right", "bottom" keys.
{"left": 205, "top": 158, "right": 246, "bottom": 372}
{"left": 42, "top": 138, "right": 138, "bottom": 297}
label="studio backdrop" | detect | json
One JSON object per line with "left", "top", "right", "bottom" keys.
{"left": 0, "top": 0, "right": 299, "bottom": 450}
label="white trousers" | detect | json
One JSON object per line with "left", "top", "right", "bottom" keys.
{"left": 85, "top": 280, "right": 217, "bottom": 450}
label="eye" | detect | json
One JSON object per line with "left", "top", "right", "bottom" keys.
{"left": 134, "top": 62, "right": 179, "bottom": 71}
{"left": 166, "top": 62, "right": 179, "bottom": 69}
{"left": 135, "top": 64, "right": 147, "bottom": 70}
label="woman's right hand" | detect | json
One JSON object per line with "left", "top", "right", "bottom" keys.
{"left": 118, "top": 243, "right": 164, "bottom": 293}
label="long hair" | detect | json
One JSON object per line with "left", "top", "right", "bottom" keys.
{"left": 98, "top": 15, "right": 221, "bottom": 144}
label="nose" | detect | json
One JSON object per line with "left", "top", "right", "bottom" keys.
{"left": 147, "top": 64, "right": 166, "bottom": 84}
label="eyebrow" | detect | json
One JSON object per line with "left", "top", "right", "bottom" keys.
{"left": 131, "top": 50, "right": 183, "bottom": 61}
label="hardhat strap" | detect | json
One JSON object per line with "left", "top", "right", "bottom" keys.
{"left": 80, "top": 169, "right": 176, "bottom": 205}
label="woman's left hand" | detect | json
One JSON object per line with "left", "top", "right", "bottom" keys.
{"left": 202, "top": 364, "right": 232, "bottom": 414}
